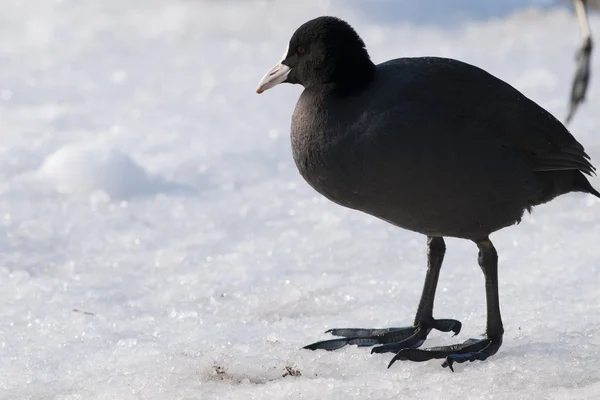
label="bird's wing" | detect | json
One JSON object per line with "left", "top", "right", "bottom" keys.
{"left": 428, "top": 57, "right": 597, "bottom": 176}
{"left": 495, "top": 93, "right": 596, "bottom": 176}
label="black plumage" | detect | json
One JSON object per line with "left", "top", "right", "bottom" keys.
{"left": 256, "top": 16, "right": 599, "bottom": 370}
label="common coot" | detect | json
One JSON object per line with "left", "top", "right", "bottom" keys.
{"left": 256, "top": 16, "right": 599, "bottom": 370}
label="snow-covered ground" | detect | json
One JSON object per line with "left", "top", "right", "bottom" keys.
{"left": 1, "top": 0, "right": 600, "bottom": 398}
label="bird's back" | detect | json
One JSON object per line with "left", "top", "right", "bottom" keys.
{"left": 291, "top": 57, "right": 596, "bottom": 239}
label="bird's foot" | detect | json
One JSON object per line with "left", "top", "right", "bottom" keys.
{"left": 303, "top": 318, "right": 461, "bottom": 353}
{"left": 388, "top": 336, "right": 502, "bottom": 371}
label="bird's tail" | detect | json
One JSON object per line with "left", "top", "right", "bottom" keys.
{"left": 575, "top": 171, "right": 600, "bottom": 199}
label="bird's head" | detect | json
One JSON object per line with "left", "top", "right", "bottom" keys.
{"left": 256, "top": 16, "right": 374, "bottom": 94}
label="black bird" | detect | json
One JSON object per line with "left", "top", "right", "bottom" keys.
{"left": 256, "top": 16, "right": 600, "bottom": 371}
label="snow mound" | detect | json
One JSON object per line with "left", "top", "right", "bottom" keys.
{"left": 39, "top": 143, "right": 188, "bottom": 200}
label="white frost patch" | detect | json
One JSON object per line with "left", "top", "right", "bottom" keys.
{"left": 38, "top": 143, "right": 186, "bottom": 200}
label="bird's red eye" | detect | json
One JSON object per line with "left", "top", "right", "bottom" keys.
{"left": 297, "top": 46, "right": 305, "bottom": 54}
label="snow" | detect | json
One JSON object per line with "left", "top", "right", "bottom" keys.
{"left": 1, "top": 0, "right": 600, "bottom": 398}
{"left": 39, "top": 143, "right": 189, "bottom": 199}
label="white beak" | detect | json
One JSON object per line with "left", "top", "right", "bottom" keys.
{"left": 256, "top": 45, "right": 292, "bottom": 94}
{"left": 256, "top": 62, "right": 291, "bottom": 94}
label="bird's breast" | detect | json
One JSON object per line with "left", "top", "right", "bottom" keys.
{"left": 291, "top": 128, "right": 367, "bottom": 210}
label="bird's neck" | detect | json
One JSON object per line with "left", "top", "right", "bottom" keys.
{"left": 332, "top": 56, "right": 376, "bottom": 95}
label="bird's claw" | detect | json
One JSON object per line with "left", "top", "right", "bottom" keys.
{"left": 388, "top": 336, "right": 502, "bottom": 371}
{"left": 303, "top": 318, "right": 462, "bottom": 353}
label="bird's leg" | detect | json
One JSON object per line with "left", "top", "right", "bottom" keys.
{"left": 371, "top": 236, "right": 462, "bottom": 353}
{"left": 303, "top": 236, "right": 461, "bottom": 352}
{"left": 567, "top": 0, "right": 593, "bottom": 123}
{"left": 388, "top": 238, "right": 504, "bottom": 371}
